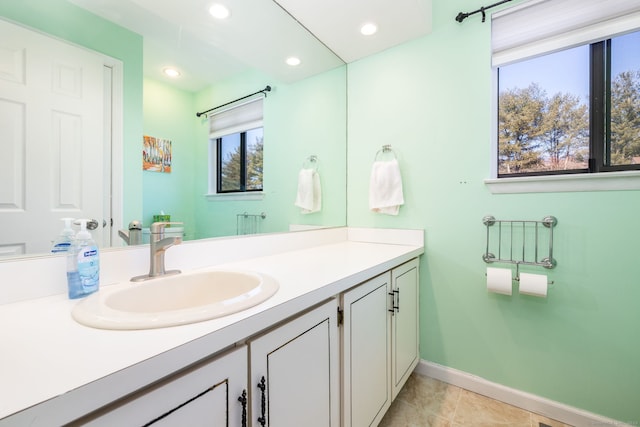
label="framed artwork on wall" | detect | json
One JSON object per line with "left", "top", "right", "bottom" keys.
{"left": 143, "top": 135, "right": 172, "bottom": 173}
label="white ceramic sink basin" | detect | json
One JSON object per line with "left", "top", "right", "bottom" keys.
{"left": 72, "top": 270, "right": 279, "bottom": 330}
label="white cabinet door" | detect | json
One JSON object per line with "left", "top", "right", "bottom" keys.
{"left": 249, "top": 299, "right": 340, "bottom": 427}
{"left": 341, "top": 257, "right": 420, "bottom": 426}
{"left": 75, "top": 345, "right": 248, "bottom": 426}
{"left": 341, "top": 272, "right": 392, "bottom": 427}
{"left": 391, "top": 258, "right": 420, "bottom": 399}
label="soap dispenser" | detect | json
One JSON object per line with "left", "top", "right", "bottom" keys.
{"left": 51, "top": 218, "right": 75, "bottom": 253}
{"left": 67, "top": 219, "right": 100, "bottom": 299}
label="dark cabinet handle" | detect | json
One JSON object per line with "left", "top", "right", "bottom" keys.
{"left": 257, "top": 376, "right": 267, "bottom": 426}
{"left": 388, "top": 291, "right": 396, "bottom": 315}
{"left": 238, "top": 389, "right": 247, "bottom": 427}
{"left": 389, "top": 289, "right": 400, "bottom": 314}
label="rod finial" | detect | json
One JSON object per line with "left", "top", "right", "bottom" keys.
{"left": 455, "top": 12, "right": 468, "bottom": 22}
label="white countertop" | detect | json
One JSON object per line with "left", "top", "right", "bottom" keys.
{"left": 0, "top": 229, "right": 423, "bottom": 425}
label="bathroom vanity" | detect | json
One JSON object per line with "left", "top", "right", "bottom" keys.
{"left": 0, "top": 227, "right": 423, "bottom": 426}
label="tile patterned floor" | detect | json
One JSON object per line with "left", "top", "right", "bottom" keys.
{"left": 378, "top": 372, "right": 573, "bottom": 427}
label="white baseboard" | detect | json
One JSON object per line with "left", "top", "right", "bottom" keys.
{"left": 416, "top": 360, "right": 632, "bottom": 427}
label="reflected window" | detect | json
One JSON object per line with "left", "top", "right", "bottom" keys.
{"left": 208, "top": 98, "right": 264, "bottom": 194}
{"left": 216, "top": 127, "right": 263, "bottom": 192}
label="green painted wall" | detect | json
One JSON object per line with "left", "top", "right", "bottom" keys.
{"left": 142, "top": 78, "right": 197, "bottom": 240}
{"left": 347, "top": 0, "right": 639, "bottom": 422}
{"left": 192, "top": 67, "right": 347, "bottom": 238}
{"left": 0, "top": 0, "right": 144, "bottom": 225}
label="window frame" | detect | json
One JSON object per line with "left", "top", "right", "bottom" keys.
{"left": 215, "top": 129, "right": 263, "bottom": 194}
{"left": 488, "top": 36, "right": 640, "bottom": 192}
{"left": 487, "top": 0, "right": 640, "bottom": 192}
{"left": 206, "top": 98, "right": 265, "bottom": 201}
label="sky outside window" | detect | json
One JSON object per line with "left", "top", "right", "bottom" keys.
{"left": 611, "top": 31, "right": 640, "bottom": 77}
{"left": 499, "top": 45, "right": 590, "bottom": 101}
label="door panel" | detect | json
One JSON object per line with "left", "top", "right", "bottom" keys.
{"left": 269, "top": 320, "right": 331, "bottom": 426}
{"left": 151, "top": 382, "right": 227, "bottom": 427}
{"left": 391, "top": 259, "right": 420, "bottom": 399}
{"left": 74, "top": 346, "right": 248, "bottom": 426}
{"left": 342, "top": 272, "right": 392, "bottom": 427}
{"left": 249, "top": 299, "right": 339, "bottom": 427}
{"left": 0, "top": 19, "right": 107, "bottom": 255}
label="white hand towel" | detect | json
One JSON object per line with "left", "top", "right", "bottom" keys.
{"left": 295, "top": 168, "right": 322, "bottom": 214}
{"left": 369, "top": 159, "right": 404, "bottom": 215}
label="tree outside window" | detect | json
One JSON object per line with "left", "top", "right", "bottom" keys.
{"left": 497, "top": 31, "right": 640, "bottom": 176}
{"left": 217, "top": 128, "right": 263, "bottom": 193}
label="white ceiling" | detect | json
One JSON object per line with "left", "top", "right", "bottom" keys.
{"left": 274, "top": 0, "right": 432, "bottom": 63}
{"left": 69, "top": 0, "right": 432, "bottom": 92}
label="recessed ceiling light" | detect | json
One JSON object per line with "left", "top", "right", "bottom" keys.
{"left": 209, "top": 3, "right": 230, "bottom": 19}
{"left": 163, "top": 68, "right": 181, "bottom": 78}
{"left": 360, "top": 22, "right": 378, "bottom": 36}
{"left": 286, "top": 57, "right": 301, "bottom": 67}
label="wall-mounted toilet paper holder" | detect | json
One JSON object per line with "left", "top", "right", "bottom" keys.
{"left": 482, "top": 215, "right": 557, "bottom": 284}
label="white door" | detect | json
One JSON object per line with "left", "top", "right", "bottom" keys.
{"left": 0, "top": 19, "right": 108, "bottom": 256}
{"left": 342, "top": 272, "right": 392, "bottom": 427}
{"left": 249, "top": 299, "right": 340, "bottom": 427}
{"left": 391, "top": 258, "right": 420, "bottom": 399}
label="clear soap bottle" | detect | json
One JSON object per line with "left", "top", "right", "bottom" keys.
{"left": 51, "top": 218, "right": 75, "bottom": 253}
{"left": 67, "top": 219, "right": 100, "bottom": 299}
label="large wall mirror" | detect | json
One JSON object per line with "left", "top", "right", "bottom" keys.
{"left": 0, "top": 0, "right": 347, "bottom": 259}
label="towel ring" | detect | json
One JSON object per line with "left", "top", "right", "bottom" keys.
{"left": 303, "top": 155, "right": 319, "bottom": 170}
{"left": 374, "top": 145, "right": 397, "bottom": 161}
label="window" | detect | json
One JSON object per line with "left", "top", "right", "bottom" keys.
{"left": 498, "top": 32, "right": 640, "bottom": 177}
{"left": 208, "top": 99, "right": 264, "bottom": 196}
{"left": 498, "top": 45, "right": 590, "bottom": 175}
{"left": 216, "top": 127, "right": 263, "bottom": 192}
{"left": 492, "top": 0, "right": 640, "bottom": 178}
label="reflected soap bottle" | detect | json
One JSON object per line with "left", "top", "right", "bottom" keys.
{"left": 51, "top": 218, "right": 75, "bottom": 254}
{"left": 67, "top": 219, "right": 100, "bottom": 299}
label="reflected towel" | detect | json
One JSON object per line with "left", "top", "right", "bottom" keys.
{"left": 369, "top": 159, "right": 404, "bottom": 215}
{"left": 294, "top": 168, "right": 322, "bottom": 214}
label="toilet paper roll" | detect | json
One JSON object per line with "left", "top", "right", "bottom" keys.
{"left": 486, "top": 267, "right": 512, "bottom": 295}
{"left": 519, "top": 272, "right": 548, "bottom": 298}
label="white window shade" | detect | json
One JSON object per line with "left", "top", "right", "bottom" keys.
{"left": 491, "top": 0, "right": 640, "bottom": 67}
{"left": 209, "top": 98, "right": 263, "bottom": 139}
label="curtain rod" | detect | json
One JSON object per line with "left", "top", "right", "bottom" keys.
{"left": 196, "top": 85, "right": 271, "bottom": 118}
{"left": 455, "top": 0, "right": 512, "bottom": 23}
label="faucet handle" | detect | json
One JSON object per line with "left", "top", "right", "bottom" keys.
{"left": 150, "top": 221, "right": 183, "bottom": 233}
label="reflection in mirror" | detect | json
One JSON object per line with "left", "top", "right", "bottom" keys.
{"left": 0, "top": 0, "right": 346, "bottom": 259}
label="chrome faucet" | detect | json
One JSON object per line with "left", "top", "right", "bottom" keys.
{"left": 131, "top": 222, "right": 183, "bottom": 282}
{"left": 118, "top": 220, "right": 143, "bottom": 246}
